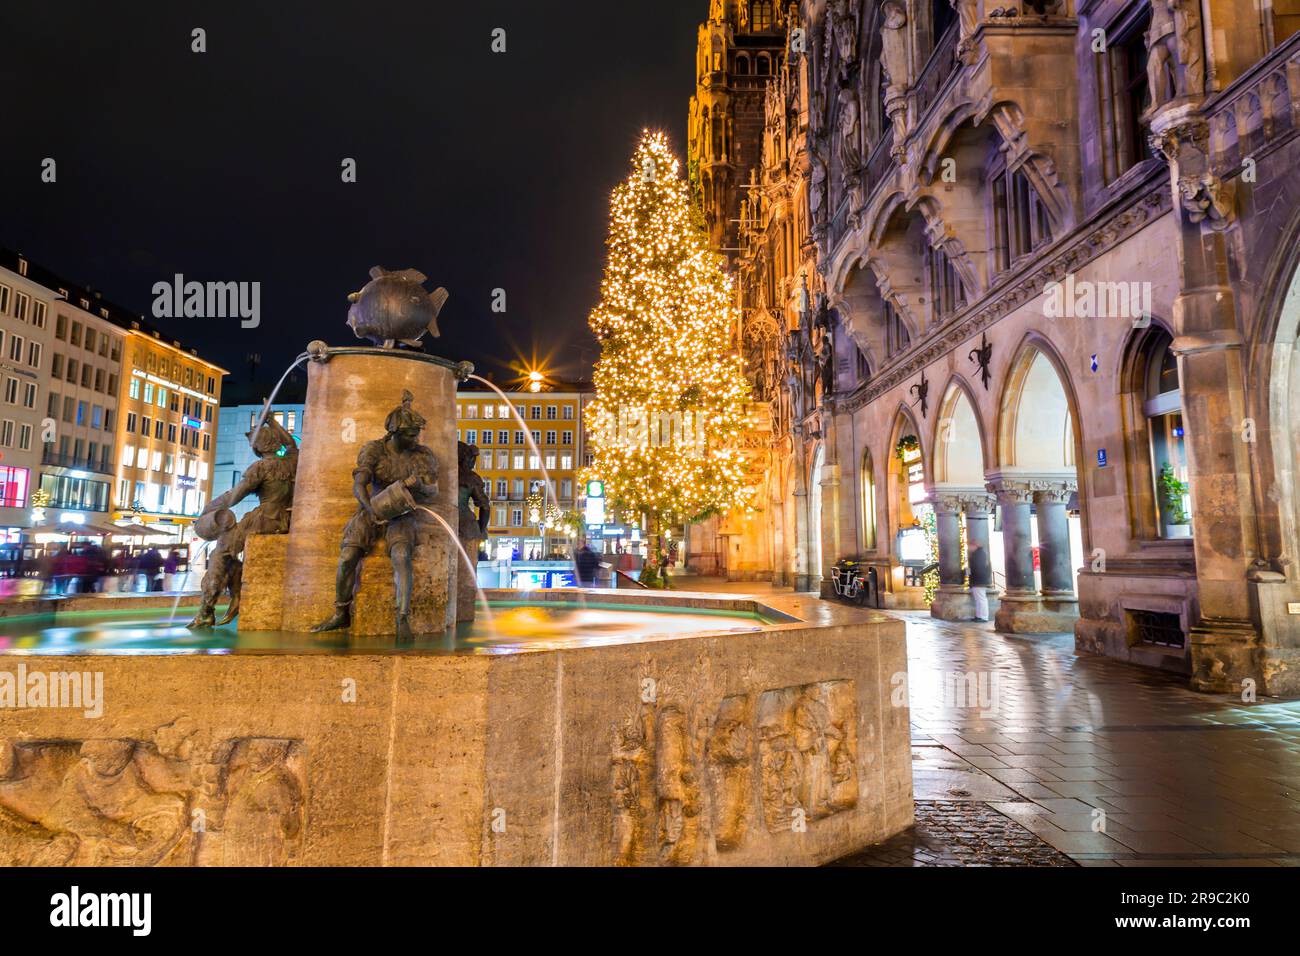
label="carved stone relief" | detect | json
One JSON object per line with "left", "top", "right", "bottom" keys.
{"left": 610, "top": 679, "right": 859, "bottom": 861}
{"left": 0, "top": 723, "right": 304, "bottom": 866}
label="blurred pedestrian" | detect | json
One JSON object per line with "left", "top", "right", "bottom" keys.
{"left": 138, "top": 547, "right": 164, "bottom": 592}
{"left": 575, "top": 541, "right": 599, "bottom": 587}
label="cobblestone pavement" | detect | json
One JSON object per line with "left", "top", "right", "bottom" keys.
{"left": 672, "top": 580, "right": 1300, "bottom": 867}
{"left": 832, "top": 800, "right": 1075, "bottom": 866}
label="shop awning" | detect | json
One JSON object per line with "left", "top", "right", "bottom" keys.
{"left": 110, "top": 523, "right": 171, "bottom": 537}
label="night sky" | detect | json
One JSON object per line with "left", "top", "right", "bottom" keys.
{"left": 1, "top": 1, "right": 705, "bottom": 390}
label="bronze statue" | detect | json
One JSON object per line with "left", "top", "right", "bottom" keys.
{"left": 311, "top": 391, "right": 439, "bottom": 639}
{"left": 188, "top": 416, "right": 297, "bottom": 628}
{"left": 458, "top": 441, "right": 490, "bottom": 551}
{"left": 346, "top": 266, "right": 449, "bottom": 349}
{"left": 456, "top": 441, "right": 491, "bottom": 623}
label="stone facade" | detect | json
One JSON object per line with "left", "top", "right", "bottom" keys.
{"left": 690, "top": 1, "right": 1300, "bottom": 695}
{"left": 0, "top": 591, "right": 910, "bottom": 866}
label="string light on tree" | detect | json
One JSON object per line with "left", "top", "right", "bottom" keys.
{"left": 583, "top": 130, "right": 752, "bottom": 543}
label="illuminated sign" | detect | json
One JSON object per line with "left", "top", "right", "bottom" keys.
{"left": 184, "top": 417, "right": 203, "bottom": 430}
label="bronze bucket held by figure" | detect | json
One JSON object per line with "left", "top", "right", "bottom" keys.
{"left": 370, "top": 480, "right": 416, "bottom": 522}
{"left": 194, "top": 508, "right": 236, "bottom": 541}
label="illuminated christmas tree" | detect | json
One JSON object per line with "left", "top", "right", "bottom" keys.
{"left": 584, "top": 130, "right": 751, "bottom": 556}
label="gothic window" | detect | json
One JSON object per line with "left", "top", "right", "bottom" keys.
{"left": 989, "top": 163, "right": 1053, "bottom": 274}
{"left": 855, "top": 345, "right": 872, "bottom": 381}
{"left": 926, "top": 245, "right": 965, "bottom": 320}
{"left": 751, "top": 1, "right": 774, "bottom": 32}
{"left": 885, "top": 300, "right": 910, "bottom": 357}
{"left": 757, "top": 53, "right": 770, "bottom": 76}
{"left": 735, "top": 53, "right": 750, "bottom": 75}
{"left": 1100, "top": 10, "right": 1153, "bottom": 181}
{"left": 1142, "top": 331, "right": 1190, "bottom": 537}
{"left": 860, "top": 449, "right": 878, "bottom": 550}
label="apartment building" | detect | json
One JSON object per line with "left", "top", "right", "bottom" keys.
{"left": 455, "top": 377, "right": 592, "bottom": 559}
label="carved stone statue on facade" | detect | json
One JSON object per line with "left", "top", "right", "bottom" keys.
{"left": 456, "top": 441, "right": 490, "bottom": 623}
{"left": 1146, "top": 0, "right": 1205, "bottom": 110}
{"left": 1171, "top": 0, "right": 1205, "bottom": 97}
{"left": 831, "top": 0, "right": 858, "bottom": 77}
{"left": 880, "top": 0, "right": 911, "bottom": 151}
{"left": 311, "top": 391, "right": 440, "bottom": 639}
{"left": 188, "top": 415, "right": 297, "bottom": 628}
{"left": 950, "top": 0, "right": 980, "bottom": 61}
{"left": 837, "top": 86, "right": 864, "bottom": 214}
{"left": 879, "top": 1, "right": 909, "bottom": 91}
{"left": 809, "top": 138, "right": 829, "bottom": 228}
{"left": 1177, "top": 173, "right": 1231, "bottom": 228}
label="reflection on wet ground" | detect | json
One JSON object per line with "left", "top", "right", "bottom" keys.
{"left": 0, "top": 601, "right": 773, "bottom": 656}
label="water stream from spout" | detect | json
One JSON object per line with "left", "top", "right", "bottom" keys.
{"left": 465, "top": 374, "right": 589, "bottom": 593}
{"left": 168, "top": 539, "right": 214, "bottom": 624}
{"left": 415, "top": 505, "right": 495, "bottom": 631}
{"left": 253, "top": 352, "right": 311, "bottom": 434}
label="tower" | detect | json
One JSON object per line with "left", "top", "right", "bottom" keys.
{"left": 688, "top": 1, "right": 788, "bottom": 259}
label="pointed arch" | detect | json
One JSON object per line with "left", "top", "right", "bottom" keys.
{"left": 932, "top": 374, "right": 989, "bottom": 485}
{"left": 995, "top": 332, "right": 1081, "bottom": 472}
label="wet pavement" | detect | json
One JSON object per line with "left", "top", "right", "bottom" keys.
{"left": 675, "top": 578, "right": 1300, "bottom": 867}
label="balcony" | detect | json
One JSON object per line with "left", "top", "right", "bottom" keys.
{"left": 41, "top": 449, "right": 115, "bottom": 475}
{"left": 913, "top": 25, "right": 960, "bottom": 125}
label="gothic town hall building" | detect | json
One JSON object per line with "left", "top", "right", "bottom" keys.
{"left": 685, "top": 0, "right": 1300, "bottom": 695}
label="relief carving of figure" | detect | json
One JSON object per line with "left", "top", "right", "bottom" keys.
{"left": 706, "top": 695, "right": 753, "bottom": 851}
{"left": 0, "top": 733, "right": 305, "bottom": 867}
{"left": 793, "top": 686, "right": 834, "bottom": 818}
{"left": 654, "top": 706, "right": 700, "bottom": 865}
{"left": 221, "top": 739, "right": 303, "bottom": 866}
{"left": 611, "top": 714, "right": 651, "bottom": 865}
{"left": 188, "top": 415, "right": 297, "bottom": 628}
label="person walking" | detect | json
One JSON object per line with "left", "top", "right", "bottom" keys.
{"left": 163, "top": 549, "right": 181, "bottom": 591}
{"left": 575, "top": 542, "right": 600, "bottom": 587}
{"left": 968, "top": 541, "right": 992, "bottom": 622}
{"left": 138, "top": 547, "right": 164, "bottom": 592}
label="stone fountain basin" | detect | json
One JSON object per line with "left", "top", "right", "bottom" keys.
{"left": 0, "top": 589, "right": 911, "bottom": 866}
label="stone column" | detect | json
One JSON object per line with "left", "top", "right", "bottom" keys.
{"left": 991, "top": 480, "right": 1044, "bottom": 633}
{"left": 1151, "top": 107, "right": 1261, "bottom": 691}
{"left": 993, "top": 481, "right": 1036, "bottom": 598}
{"left": 963, "top": 493, "right": 1000, "bottom": 619}
{"left": 1033, "top": 482, "right": 1078, "bottom": 618}
{"left": 818, "top": 461, "right": 841, "bottom": 598}
{"left": 930, "top": 494, "right": 973, "bottom": 621}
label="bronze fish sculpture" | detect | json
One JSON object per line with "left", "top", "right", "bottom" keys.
{"left": 346, "top": 266, "right": 449, "bottom": 349}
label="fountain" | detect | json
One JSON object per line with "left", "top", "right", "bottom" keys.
{"left": 0, "top": 267, "right": 913, "bottom": 867}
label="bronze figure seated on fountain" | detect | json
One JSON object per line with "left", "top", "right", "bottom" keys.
{"left": 188, "top": 416, "right": 297, "bottom": 628}
{"left": 311, "top": 390, "right": 439, "bottom": 639}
